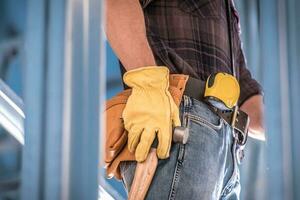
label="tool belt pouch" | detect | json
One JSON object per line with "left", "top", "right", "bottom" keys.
{"left": 104, "top": 74, "right": 189, "bottom": 180}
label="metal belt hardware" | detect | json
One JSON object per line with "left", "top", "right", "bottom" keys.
{"left": 230, "top": 106, "right": 249, "bottom": 146}
{"left": 210, "top": 104, "right": 249, "bottom": 145}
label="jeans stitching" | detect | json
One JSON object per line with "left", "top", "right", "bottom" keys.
{"left": 168, "top": 146, "right": 184, "bottom": 200}
{"left": 168, "top": 97, "right": 189, "bottom": 200}
{"left": 187, "top": 113, "right": 223, "bottom": 132}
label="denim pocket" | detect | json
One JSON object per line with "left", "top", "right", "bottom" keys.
{"left": 186, "top": 113, "right": 223, "bottom": 134}
{"left": 178, "top": 0, "right": 221, "bottom": 19}
{"left": 171, "top": 112, "right": 226, "bottom": 198}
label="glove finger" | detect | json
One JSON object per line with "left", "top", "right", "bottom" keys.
{"left": 127, "top": 127, "right": 143, "bottom": 153}
{"left": 172, "top": 107, "right": 181, "bottom": 127}
{"left": 156, "top": 127, "right": 172, "bottom": 159}
{"left": 135, "top": 128, "right": 156, "bottom": 162}
{"left": 169, "top": 95, "right": 181, "bottom": 127}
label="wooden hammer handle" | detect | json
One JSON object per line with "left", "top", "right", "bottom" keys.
{"left": 128, "top": 148, "right": 158, "bottom": 200}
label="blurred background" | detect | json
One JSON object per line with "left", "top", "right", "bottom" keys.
{"left": 0, "top": 0, "right": 299, "bottom": 199}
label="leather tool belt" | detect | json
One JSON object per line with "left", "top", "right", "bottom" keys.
{"left": 104, "top": 74, "right": 249, "bottom": 180}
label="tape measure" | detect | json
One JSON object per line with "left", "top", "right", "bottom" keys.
{"left": 204, "top": 73, "right": 240, "bottom": 110}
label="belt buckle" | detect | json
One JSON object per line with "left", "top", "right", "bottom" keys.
{"left": 231, "top": 106, "right": 249, "bottom": 146}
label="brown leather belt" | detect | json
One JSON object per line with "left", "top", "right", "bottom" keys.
{"left": 183, "top": 76, "right": 249, "bottom": 145}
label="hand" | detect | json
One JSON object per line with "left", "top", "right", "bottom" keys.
{"left": 240, "top": 94, "right": 266, "bottom": 141}
{"left": 122, "top": 66, "right": 181, "bottom": 162}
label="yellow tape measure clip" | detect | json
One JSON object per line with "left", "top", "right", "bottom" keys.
{"left": 204, "top": 72, "right": 240, "bottom": 110}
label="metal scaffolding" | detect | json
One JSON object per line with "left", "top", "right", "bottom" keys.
{"left": 21, "top": 0, "right": 106, "bottom": 199}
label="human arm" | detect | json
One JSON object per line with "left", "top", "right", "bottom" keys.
{"left": 237, "top": 42, "right": 266, "bottom": 141}
{"left": 240, "top": 95, "right": 266, "bottom": 141}
{"left": 105, "top": 0, "right": 156, "bottom": 70}
{"left": 104, "top": 0, "right": 180, "bottom": 162}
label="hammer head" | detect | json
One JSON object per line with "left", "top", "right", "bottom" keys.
{"left": 151, "top": 126, "right": 189, "bottom": 149}
{"left": 173, "top": 126, "right": 189, "bottom": 144}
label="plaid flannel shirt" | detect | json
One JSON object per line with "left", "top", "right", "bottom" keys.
{"left": 139, "top": 0, "right": 263, "bottom": 105}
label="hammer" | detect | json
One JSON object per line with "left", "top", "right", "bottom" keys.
{"left": 128, "top": 126, "right": 189, "bottom": 200}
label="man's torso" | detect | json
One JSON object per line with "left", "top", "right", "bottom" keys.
{"left": 140, "top": 0, "right": 241, "bottom": 81}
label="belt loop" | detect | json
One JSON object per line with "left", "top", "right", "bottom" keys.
{"left": 183, "top": 95, "right": 192, "bottom": 111}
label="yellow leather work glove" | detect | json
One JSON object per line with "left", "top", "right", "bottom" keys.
{"left": 122, "top": 66, "right": 181, "bottom": 162}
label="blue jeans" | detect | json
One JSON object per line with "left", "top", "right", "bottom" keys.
{"left": 120, "top": 96, "right": 241, "bottom": 200}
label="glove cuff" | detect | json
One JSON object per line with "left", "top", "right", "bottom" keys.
{"left": 123, "top": 66, "right": 170, "bottom": 89}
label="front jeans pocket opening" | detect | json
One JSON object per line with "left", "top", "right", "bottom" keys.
{"left": 186, "top": 113, "right": 223, "bottom": 134}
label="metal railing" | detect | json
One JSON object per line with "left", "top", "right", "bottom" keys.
{"left": 0, "top": 77, "right": 121, "bottom": 199}
{"left": 0, "top": 79, "right": 24, "bottom": 144}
